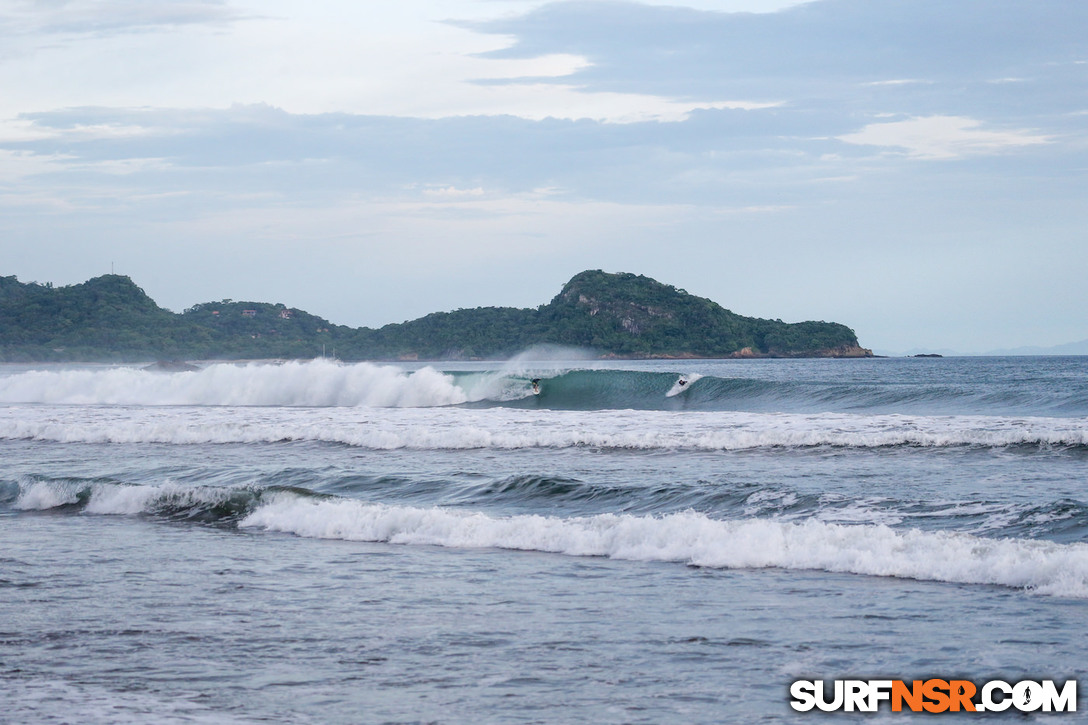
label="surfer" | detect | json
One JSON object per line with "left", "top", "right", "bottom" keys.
{"left": 677, "top": 376, "right": 688, "bottom": 387}
{"left": 531, "top": 378, "right": 541, "bottom": 395}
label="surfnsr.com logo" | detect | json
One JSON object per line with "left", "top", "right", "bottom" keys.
{"left": 790, "top": 679, "right": 1078, "bottom": 713}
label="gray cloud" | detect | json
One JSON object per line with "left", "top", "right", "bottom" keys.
{"left": 470, "top": 0, "right": 1087, "bottom": 84}
{"left": 0, "top": 101, "right": 879, "bottom": 209}
{"left": 9, "top": 96, "right": 1081, "bottom": 214}
{"left": 463, "top": 0, "right": 1088, "bottom": 132}
{"left": 9, "top": 104, "right": 856, "bottom": 206}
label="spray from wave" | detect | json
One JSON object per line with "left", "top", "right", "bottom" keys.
{"left": 0, "top": 360, "right": 471, "bottom": 408}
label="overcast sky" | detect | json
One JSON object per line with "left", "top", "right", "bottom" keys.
{"left": 1, "top": 0, "right": 1085, "bottom": 354}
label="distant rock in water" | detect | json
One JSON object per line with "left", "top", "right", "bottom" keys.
{"left": 0, "top": 269, "right": 872, "bottom": 361}
{"left": 912, "top": 354, "right": 944, "bottom": 358}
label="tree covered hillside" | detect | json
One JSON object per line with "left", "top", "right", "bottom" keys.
{"left": 539, "top": 271, "right": 863, "bottom": 358}
{"left": 348, "top": 271, "right": 867, "bottom": 359}
{"left": 0, "top": 271, "right": 870, "bottom": 361}
{"left": 0, "top": 275, "right": 207, "bottom": 360}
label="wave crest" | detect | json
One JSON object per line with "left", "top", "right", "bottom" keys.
{"left": 12, "top": 478, "right": 1088, "bottom": 597}
{"left": 0, "top": 360, "right": 468, "bottom": 408}
{"left": 238, "top": 495, "right": 1088, "bottom": 598}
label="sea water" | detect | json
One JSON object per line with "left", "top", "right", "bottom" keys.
{"left": 1, "top": 356, "right": 1086, "bottom": 722}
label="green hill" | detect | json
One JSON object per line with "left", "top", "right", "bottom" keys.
{"left": 0, "top": 270, "right": 870, "bottom": 361}
{"left": 0, "top": 274, "right": 204, "bottom": 360}
{"left": 539, "top": 271, "right": 866, "bottom": 358}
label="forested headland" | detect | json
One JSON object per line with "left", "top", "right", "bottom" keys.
{"left": 0, "top": 270, "right": 871, "bottom": 362}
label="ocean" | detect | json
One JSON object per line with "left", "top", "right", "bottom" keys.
{"left": 1, "top": 355, "right": 1086, "bottom": 723}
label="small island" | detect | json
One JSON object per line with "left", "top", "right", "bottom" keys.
{"left": 0, "top": 270, "right": 872, "bottom": 362}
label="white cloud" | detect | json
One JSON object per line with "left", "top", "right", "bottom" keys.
{"left": 422, "top": 185, "right": 486, "bottom": 199}
{"left": 636, "top": 0, "right": 810, "bottom": 11}
{"left": 418, "top": 82, "right": 778, "bottom": 123}
{"left": 0, "top": 0, "right": 785, "bottom": 127}
{"left": 861, "top": 79, "right": 929, "bottom": 87}
{"left": 838, "top": 116, "right": 1052, "bottom": 160}
{"left": 474, "top": 53, "right": 591, "bottom": 80}
{"left": 0, "top": 149, "right": 72, "bottom": 183}
{"left": 1, "top": 0, "right": 242, "bottom": 36}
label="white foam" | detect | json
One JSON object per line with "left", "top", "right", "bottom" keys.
{"left": 240, "top": 495, "right": 1088, "bottom": 598}
{"left": 452, "top": 371, "right": 537, "bottom": 403}
{"left": 14, "top": 479, "right": 249, "bottom": 516}
{"left": 15, "top": 480, "right": 84, "bottom": 510}
{"left": 0, "top": 405, "right": 1085, "bottom": 450}
{"left": 0, "top": 360, "right": 468, "bottom": 408}
{"left": 84, "top": 482, "right": 164, "bottom": 515}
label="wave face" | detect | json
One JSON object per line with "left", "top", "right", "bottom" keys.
{"left": 1, "top": 356, "right": 1087, "bottom": 415}
{"left": 10, "top": 478, "right": 1088, "bottom": 598}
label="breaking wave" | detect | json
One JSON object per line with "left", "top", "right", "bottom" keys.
{"left": 241, "top": 496, "right": 1088, "bottom": 598}
{"left": 0, "top": 360, "right": 470, "bottom": 408}
{"left": 2, "top": 358, "right": 1086, "bottom": 414}
{"left": 10, "top": 473, "right": 1087, "bottom": 544}
{"left": 10, "top": 478, "right": 1088, "bottom": 598}
{"left": 10, "top": 477, "right": 281, "bottom": 523}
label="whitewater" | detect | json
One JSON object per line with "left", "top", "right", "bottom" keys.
{"left": 2, "top": 356, "right": 1086, "bottom": 722}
